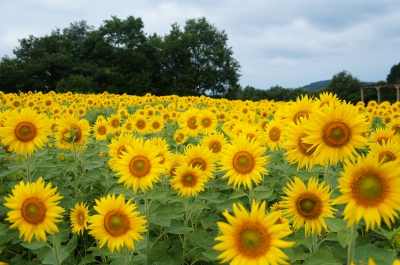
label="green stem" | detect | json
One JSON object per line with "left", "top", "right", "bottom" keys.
{"left": 347, "top": 225, "right": 357, "bottom": 265}
{"left": 145, "top": 193, "right": 150, "bottom": 259}
{"left": 72, "top": 141, "right": 79, "bottom": 196}
{"left": 26, "top": 155, "right": 32, "bottom": 182}
{"left": 182, "top": 198, "right": 190, "bottom": 265}
{"left": 324, "top": 159, "right": 331, "bottom": 185}
{"left": 394, "top": 248, "right": 398, "bottom": 260}
{"left": 312, "top": 232, "right": 318, "bottom": 253}
{"left": 53, "top": 242, "right": 62, "bottom": 265}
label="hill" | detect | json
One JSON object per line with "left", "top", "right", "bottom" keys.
{"left": 302, "top": 80, "right": 331, "bottom": 91}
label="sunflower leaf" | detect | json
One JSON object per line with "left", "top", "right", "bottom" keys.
{"left": 324, "top": 217, "right": 348, "bottom": 232}
{"left": 337, "top": 229, "right": 358, "bottom": 248}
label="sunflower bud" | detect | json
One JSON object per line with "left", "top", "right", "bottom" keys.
{"left": 391, "top": 227, "right": 400, "bottom": 251}
{"left": 58, "top": 153, "right": 67, "bottom": 162}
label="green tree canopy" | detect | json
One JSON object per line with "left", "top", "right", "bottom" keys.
{"left": 325, "top": 70, "right": 363, "bottom": 103}
{"left": 387, "top": 62, "right": 400, "bottom": 83}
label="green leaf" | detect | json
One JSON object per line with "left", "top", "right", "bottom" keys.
{"left": 302, "top": 250, "right": 341, "bottom": 265}
{"left": 354, "top": 245, "right": 393, "bottom": 265}
{"left": 131, "top": 254, "right": 147, "bottom": 265}
{"left": 63, "top": 234, "right": 78, "bottom": 253}
{"left": 201, "top": 214, "right": 222, "bottom": 229}
{"left": 228, "top": 190, "right": 247, "bottom": 200}
{"left": 153, "top": 255, "right": 174, "bottom": 265}
{"left": 254, "top": 188, "right": 273, "bottom": 201}
{"left": 202, "top": 249, "right": 220, "bottom": 261}
{"left": 147, "top": 189, "right": 169, "bottom": 200}
{"left": 189, "top": 200, "right": 210, "bottom": 212}
{"left": 20, "top": 240, "right": 50, "bottom": 250}
{"left": 148, "top": 211, "right": 171, "bottom": 227}
{"left": 78, "top": 254, "right": 96, "bottom": 265}
{"left": 166, "top": 220, "right": 193, "bottom": 234}
{"left": 337, "top": 229, "right": 358, "bottom": 248}
{"left": 324, "top": 217, "right": 348, "bottom": 232}
{"left": 42, "top": 245, "right": 69, "bottom": 265}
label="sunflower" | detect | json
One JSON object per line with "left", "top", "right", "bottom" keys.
{"left": 70, "top": 202, "right": 89, "bottom": 235}
{"left": 315, "top": 92, "right": 341, "bottom": 108}
{"left": 303, "top": 101, "right": 369, "bottom": 165}
{"left": 333, "top": 154, "right": 400, "bottom": 230}
{"left": 121, "top": 118, "right": 134, "bottom": 134}
{"left": 107, "top": 113, "right": 121, "bottom": 133}
{"left": 55, "top": 114, "right": 91, "bottom": 151}
{"left": 181, "top": 144, "right": 216, "bottom": 180}
{"left": 113, "top": 140, "right": 164, "bottom": 193}
{"left": 170, "top": 163, "right": 207, "bottom": 197}
{"left": 264, "top": 119, "right": 286, "bottom": 151}
{"left": 214, "top": 201, "right": 294, "bottom": 265}
{"left": 108, "top": 133, "right": 138, "bottom": 170}
{"left": 277, "top": 94, "right": 319, "bottom": 125}
{"left": 174, "top": 129, "right": 188, "bottom": 145}
{"left": 178, "top": 108, "right": 200, "bottom": 138}
{"left": 280, "top": 177, "right": 336, "bottom": 236}
{"left": 369, "top": 140, "right": 400, "bottom": 165}
{"left": 88, "top": 194, "right": 147, "bottom": 253}
{"left": 132, "top": 116, "right": 148, "bottom": 134}
{"left": 148, "top": 116, "right": 164, "bottom": 134}
{"left": 369, "top": 126, "right": 400, "bottom": 145}
{"left": 283, "top": 117, "right": 319, "bottom": 170}
{"left": 197, "top": 109, "right": 218, "bottom": 135}
{"left": 3, "top": 177, "right": 65, "bottom": 243}
{"left": 200, "top": 131, "right": 229, "bottom": 162}
{"left": 0, "top": 108, "right": 50, "bottom": 156}
{"left": 219, "top": 134, "right": 269, "bottom": 190}
{"left": 92, "top": 119, "right": 110, "bottom": 141}
{"left": 148, "top": 137, "right": 174, "bottom": 173}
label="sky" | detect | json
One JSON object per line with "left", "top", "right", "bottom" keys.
{"left": 1, "top": 0, "right": 400, "bottom": 90}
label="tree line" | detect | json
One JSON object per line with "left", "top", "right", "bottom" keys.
{"left": 1, "top": 15, "right": 399, "bottom": 103}
{"left": 0, "top": 16, "right": 240, "bottom": 98}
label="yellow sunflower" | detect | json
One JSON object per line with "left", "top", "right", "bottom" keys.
{"left": 303, "top": 101, "right": 369, "bottom": 165}
{"left": 0, "top": 108, "right": 50, "bottom": 156}
{"left": 170, "top": 163, "right": 207, "bottom": 197}
{"left": 70, "top": 202, "right": 89, "bottom": 235}
{"left": 368, "top": 126, "right": 400, "bottom": 145}
{"left": 387, "top": 118, "right": 400, "bottom": 135}
{"left": 178, "top": 108, "right": 200, "bottom": 138}
{"left": 88, "top": 194, "right": 147, "bottom": 253}
{"left": 333, "top": 154, "right": 400, "bottom": 230}
{"left": 107, "top": 113, "right": 121, "bottom": 133}
{"left": 369, "top": 139, "right": 400, "bottom": 165}
{"left": 197, "top": 109, "right": 218, "bottom": 134}
{"left": 181, "top": 144, "right": 216, "bottom": 180}
{"left": 113, "top": 140, "right": 164, "bottom": 193}
{"left": 148, "top": 137, "right": 174, "bottom": 173}
{"left": 3, "top": 177, "right": 65, "bottom": 243}
{"left": 148, "top": 116, "right": 164, "bottom": 134}
{"left": 264, "top": 119, "right": 286, "bottom": 151}
{"left": 283, "top": 117, "right": 319, "bottom": 170}
{"left": 277, "top": 94, "right": 319, "bottom": 125}
{"left": 281, "top": 177, "right": 336, "bottom": 236}
{"left": 108, "top": 133, "right": 138, "bottom": 170}
{"left": 55, "top": 114, "right": 91, "bottom": 151}
{"left": 132, "top": 116, "right": 149, "bottom": 134}
{"left": 174, "top": 129, "right": 188, "bottom": 145}
{"left": 92, "top": 119, "right": 110, "bottom": 141}
{"left": 214, "top": 201, "right": 294, "bottom": 265}
{"left": 200, "top": 131, "right": 229, "bottom": 162}
{"left": 219, "top": 134, "right": 269, "bottom": 190}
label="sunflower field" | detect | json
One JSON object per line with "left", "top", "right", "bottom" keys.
{"left": 0, "top": 90, "right": 400, "bottom": 265}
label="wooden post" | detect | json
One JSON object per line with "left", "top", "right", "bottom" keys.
{"left": 395, "top": 85, "right": 400, "bottom": 102}
{"left": 375, "top": 86, "right": 381, "bottom": 104}
{"left": 360, "top": 87, "right": 364, "bottom": 103}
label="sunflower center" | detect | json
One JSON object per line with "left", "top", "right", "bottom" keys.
{"left": 355, "top": 174, "right": 385, "bottom": 204}
{"left": 190, "top": 158, "right": 206, "bottom": 171}
{"left": 294, "top": 110, "right": 310, "bottom": 124}
{"left": 126, "top": 123, "right": 132, "bottom": 130}
{"left": 295, "top": 192, "right": 322, "bottom": 219}
{"left": 71, "top": 124, "right": 82, "bottom": 142}
{"left": 129, "top": 156, "right": 150, "bottom": 178}
{"left": 15, "top": 122, "right": 37, "bottom": 142}
{"left": 98, "top": 126, "right": 107, "bottom": 135}
{"left": 187, "top": 117, "right": 198, "bottom": 129}
{"left": 104, "top": 210, "right": 130, "bottom": 236}
{"left": 394, "top": 126, "right": 400, "bottom": 135}
{"left": 117, "top": 146, "right": 126, "bottom": 159}
{"left": 152, "top": 122, "right": 160, "bottom": 129}
{"left": 78, "top": 211, "right": 85, "bottom": 226}
{"left": 202, "top": 118, "right": 211, "bottom": 128}
{"left": 377, "top": 137, "right": 389, "bottom": 145}
{"left": 21, "top": 197, "right": 46, "bottom": 224}
{"left": 233, "top": 151, "right": 255, "bottom": 174}
{"left": 182, "top": 174, "right": 197, "bottom": 187}
{"left": 237, "top": 223, "right": 270, "bottom": 258}
{"left": 298, "top": 133, "right": 316, "bottom": 156}
{"left": 157, "top": 153, "right": 165, "bottom": 165}
{"left": 323, "top": 121, "right": 350, "bottom": 147}
{"left": 136, "top": 120, "right": 146, "bottom": 129}
{"left": 112, "top": 120, "right": 119, "bottom": 128}
{"left": 269, "top": 127, "right": 281, "bottom": 141}
{"left": 209, "top": 141, "right": 221, "bottom": 153}
{"left": 378, "top": 151, "right": 396, "bottom": 163}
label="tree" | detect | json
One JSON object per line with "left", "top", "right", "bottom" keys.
{"left": 325, "top": 70, "right": 363, "bottom": 103}
{"left": 160, "top": 17, "right": 241, "bottom": 97}
{"left": 387, "top": 62, "right": 400, "bottom": 83}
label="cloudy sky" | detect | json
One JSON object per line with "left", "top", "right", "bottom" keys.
{"left": 1, "top": 0, "right": 400, "bottom": 89}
